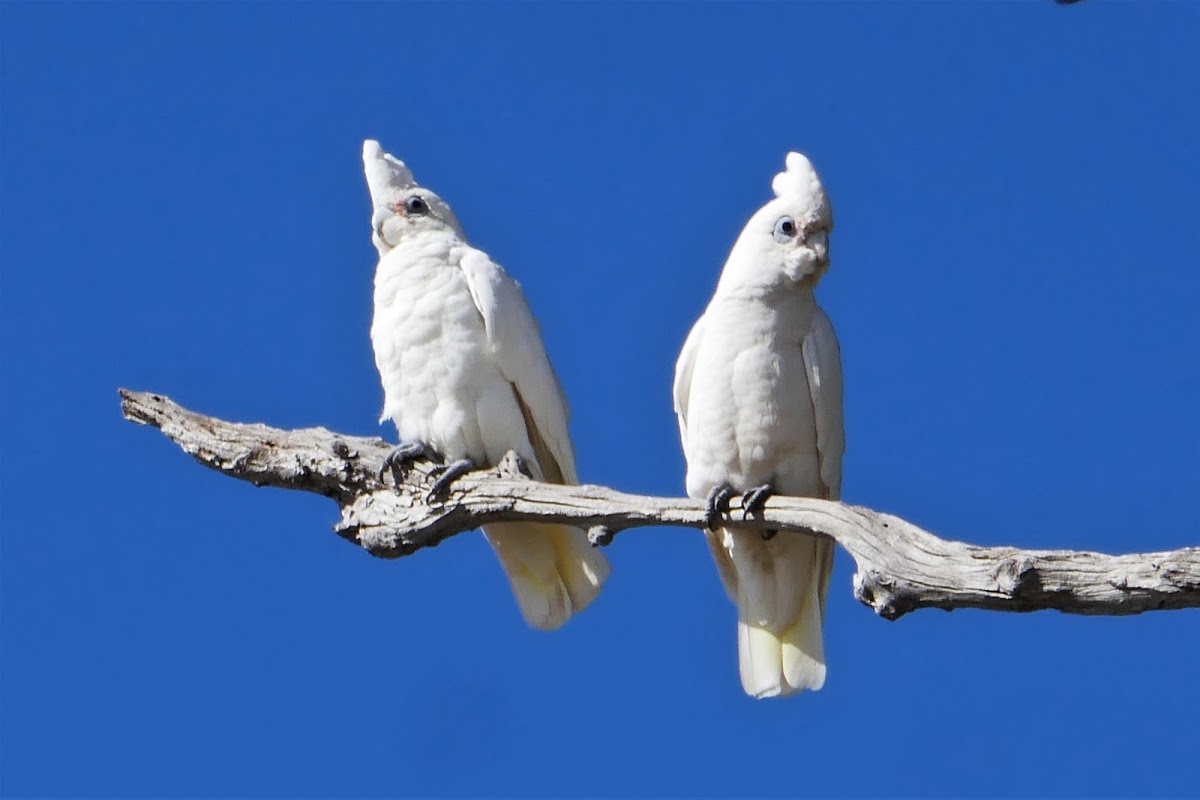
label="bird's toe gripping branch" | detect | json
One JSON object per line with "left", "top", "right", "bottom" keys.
{"left": 426, "top": 458, "right": 477, "bottom": 503}
{"left": 740, "top": 484, "right": 778, "bottom": 539}
{"left": 379, "top": 441, "right": 443, "bottom": 484}
{"left": 705, "top": 484, "right": 736, "bottom": 530}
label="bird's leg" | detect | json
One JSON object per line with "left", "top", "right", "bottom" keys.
{"left": 705, "top": 483, "right": 736, "bottom": 530}
{"left": 379, "top": 441, "right": 443, "bottom": 484}
{"left": 741, "top": 484, "right": 777, "bottom": 539}
{"left": 426, "top": 458, "right": 477, "bottom": 503}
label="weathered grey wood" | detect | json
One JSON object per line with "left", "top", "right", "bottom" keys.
{"left": 120, "top": 388, "right": 1200, "bottom": 621}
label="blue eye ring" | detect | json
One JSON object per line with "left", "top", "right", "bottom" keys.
{"left": 773, "top": 215, "right": 797, "bottom": 243}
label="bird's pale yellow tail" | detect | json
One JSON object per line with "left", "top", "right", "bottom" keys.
{"left": 483, "top": 522, "right": 610, "bottom": 631}
{"left": 708, "top": 527, "right": 833, "bottom": 698}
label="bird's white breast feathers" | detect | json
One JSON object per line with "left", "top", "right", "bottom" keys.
{"left": 371, "top": 234, "right": 522, "bottom": 466}
{"left": 370, "top": 230, "right": 578, "bottom": 486}
{"left": 676, "top": 292, "right": 824, "bottom": 499}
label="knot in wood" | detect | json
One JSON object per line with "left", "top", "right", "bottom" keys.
{"left": 496, "top": 450, "right": 534, "bottom": 480}
{"left": 854, "top": 569, "right": 908, "bottom": 620}
{"left": 588, "top": 525, "right": 616, "bottom": 547}
{"left": 995, "top": 555, "right": 1039, "bottom": 596}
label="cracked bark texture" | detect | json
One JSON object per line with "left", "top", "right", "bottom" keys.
{"left": 120, "top": 388, "right": 1200, "bottom": 621}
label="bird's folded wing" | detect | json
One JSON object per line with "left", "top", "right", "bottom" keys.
{"left": 672, "top": 316, "right": 706, "bottom": 453}
{"left": 800, "top": 305, "right": 845, "bottom": 501}
{"left": 458, "top": 248, "right": 577, "bottom": 484}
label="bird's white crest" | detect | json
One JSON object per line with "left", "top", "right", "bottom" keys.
{"left": 362, "top": 139, "right": 416, "bottom": 209}
{"left": 714, "top": 151, "right": 833, "bottom": 293}
{"left": 771, "top": 151, "right": 832, "bottom": 232}
{"left": 362, "top": 140, "right": 466, "bottom": 254}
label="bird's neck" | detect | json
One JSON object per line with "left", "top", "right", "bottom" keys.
{"left": 712, "top": 273, "right": 818, "bottom": 306}
{"left": 707, "top": 282, "right": 818, "bottom": 338}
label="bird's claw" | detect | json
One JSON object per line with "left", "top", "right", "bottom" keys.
{"left": 426, "top": 458, "right": 476, "bottom": 503}
{"left": 741, "top": 484, "right": 774, "bottom": 518}
{"left": 379, "top": 441, "right": 441, "bottom": 484}
{"left": 741, "top": 484, "right": 776, "bottom": 539}
{"left": 705, "top": 483, "right": 736, "bottom": 530}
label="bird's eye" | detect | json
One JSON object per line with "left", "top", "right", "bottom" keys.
{"left": 405, "top": 196, "right": 428, "bottom": 215}
{"left": 773, "top": 216, "right": 797, "bottom": 243}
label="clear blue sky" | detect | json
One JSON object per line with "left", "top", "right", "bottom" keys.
{"left": 2, "top": 2, "right": 1198, "bottom": 796}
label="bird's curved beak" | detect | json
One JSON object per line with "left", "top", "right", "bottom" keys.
{"left": 807, "top": 229, "right": 830, "bottom": 270}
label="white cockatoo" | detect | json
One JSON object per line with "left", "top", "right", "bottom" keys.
{"left": 673, "top": 152, "right": 844, "bottom": 698}
{"left": 363, "top": 140, "right": 609, "bottom": 631}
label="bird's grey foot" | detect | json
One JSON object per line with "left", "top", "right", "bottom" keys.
{"left": 741, "top": 484, "right": 777, "bottom": 539}
{"left": 705, "top": 483, "right": 736, "bottom": 530}
{"left": 426, "top": 458, "right": 476, "bottom": 502}
{"left": 379, "top": 441, "right": 442, "bottom": 483}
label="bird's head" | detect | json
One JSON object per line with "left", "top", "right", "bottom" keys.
{"left": 724, "top": 152, "right": 833, "bottom": 290}
{"left": 362, "top": 139, "right": 466, "bottom": 257}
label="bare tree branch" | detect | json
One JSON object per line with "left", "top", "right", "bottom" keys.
{"left": 119, "top": 388, "right": 1200, "bottom": 621}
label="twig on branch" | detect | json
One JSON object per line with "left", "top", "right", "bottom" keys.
{"left": 119, "top": 388, "right": 1200, "bottom": 621}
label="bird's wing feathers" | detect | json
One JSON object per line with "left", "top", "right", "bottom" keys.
{"left": 801, "top": 305, "right": 845, "bottom": 500}
{"left": 458, "top": 248, "right": 577, "bottom": 484}
{"left": 458, "top": 248, "right": 609, "bottom": 631}
{"left": 672, "top": 316, "right": 706, "bottom": 454}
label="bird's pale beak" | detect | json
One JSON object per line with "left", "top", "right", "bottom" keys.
{"left": 808, "top": 229, "right": 830, "bottom": 268}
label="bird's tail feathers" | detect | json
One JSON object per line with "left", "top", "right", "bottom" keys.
{"left": 483, "top": 522, "right": 609, "bottom": 631}
{"left": 713, "top": 527, "right": 832, "bottom": 698}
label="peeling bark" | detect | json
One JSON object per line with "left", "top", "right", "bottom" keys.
{"left": 120, "top": 389, "right": 1200, "bottom": 621}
